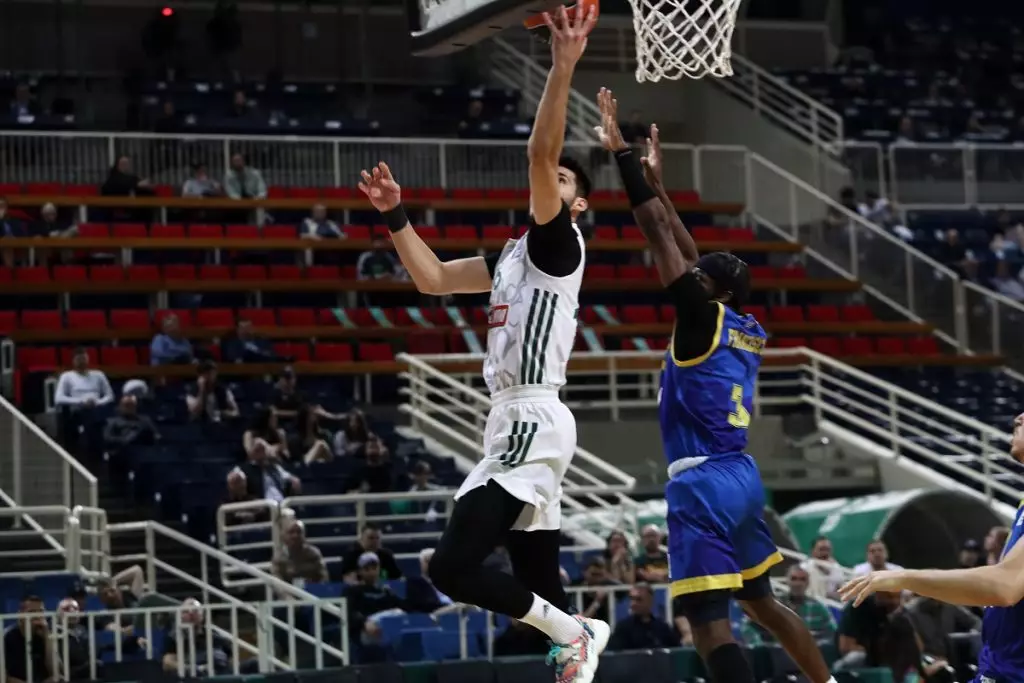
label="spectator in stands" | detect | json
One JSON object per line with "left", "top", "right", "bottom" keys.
{"left": 457, "top": 98, "right": 484, "bottom": 134}
{"left": 100, "top": 155, "right": 153, "bottom": 197}
{"left": 357, "top": 236, "right": 399, "bottom": 280}
{"left": 273, "top": 519, "right": 328, "bottom": 587}
{"left": 162, "top": 598, "right": 241, "bottom": 676}
{"left": 959, "top": 538, "right": 982, "bottom": 568}
{"left": 608, "top": 583, "right": 679, "bottom": 651}
{"left": 271, "top": 367, "right": 304, "bottom": 420}
{"left": 837, "top": 590, "right": 921, "bottom": 682}
{"left": 896, "top": 115, "right": 917, "bottom": 143}
{"left": 937, "top": 229, "right": 979, "bottom": 280}
{"left": 404, "top": 460, "right": 442, "bottom": 522}
{"left": 573, "top": 556, "right": 621, "bottom": 623}
{"left": 9, "top": 82, "right": 38, "bottom": 118}
{"left": 405, "top": 548, "right": 453, "bottom": 613}
{"left": 186, "top": 360, "right": 240, "bottom": 422}
{"left": 291, "top": 403, "right": 334, "bottom": 464}
{"left": 341, "top": 524, "right": 403, "bottom": 581}
{"left": 103, "top": 393, "right": 160, "bottom": 451}
{"left": 54, "top": 597, "right": 94, "bottom": 682}
{"left": 0, "top": 197, "right": 23, "bottom": 267}
{"left": 990, "top": 259, "right": 1024, "bottom": 301}
{"left": 235, "top": 444, "right": 301, "bottom": 504}
{"left": 984, "top": 525, "right": 1010, "bottom": 564}
{"left": 228, "top": 90, "right": 250, "bottom": 119}
{"left": 2, "top": 595, "right": 57, "bottom": 683}
{"left": 301, "top": 204, "right": 344, "bottom": 239}
{"left": 181, "top": 163, "right": 222, "bottom": 198}
{"left": 55, "top": 347, "right": 114, "bottom": 411}
{"left": 221, "top": 319, "right": 282, "bottom": 364}
{"left": 244, "top": 407, "right": 290, "bottom": 460}
{"left": 95, "top": 566, "right": 145, "bottom": 634}
{"left": 988, "top": 230, "right": 1015, "bottom": 261}
{"left": 348, "top": 434, "right": 394, "bottom": 493}
{"left": 150, "top": 314, "right": 195, "bottom": 365}
{"left": 224, "top": 153, "right": 267, "bottom": 200}
{"left": 493, "top": 619, "right": 550, "bottom": 657}
{"left": 741, "top": 565, "right": 835, "bottom": 645}
{"left": 800, "top": 535, "right": 845, "bottom": 601}
{"left": 221, "top": 469, "right": 269, "bottom": 525}
{"left": 852, "top": 539, "right": 903, "bottom": 576}
{"left": 905, "top": 594, "right": 980, "bottom": 678}
{"left": 603, "top": 530, "right": 636, "bottom": 584}
{"left": 334, "top": 409, "right": 371, "bottom": 456}
{"left": 345, "top": 552, "right": 406, "bottom": 648}
{"left": 31, "top": 202, "right": 75, "bottom": 238}
{"left": 634, "top": 523, "right": 669, "bottom": 583}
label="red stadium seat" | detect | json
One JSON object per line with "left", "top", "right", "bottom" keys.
{"left": 621, "top": 305, "right": 658, "bottom": 323}
{"left": 89, "top": 266, "right": 124, "bottom": 283}
{"left": 111, "top": 223, "right": 148, "bottom": 239}
{"left": 806, "top": 305, "right": 839, "bottom": 322}
{"left": 313, "top": 343, "right": 354, "bottom": 362}
{"left": 451, "top": 189, "right": 484, "bottom": 200}
{"left": 486, "top": 188, "right": 529, "bottom": 200}
{"left": 20, "top": 310, "right": 62, "bottom": 330}
{"left": 19, "top": 347, "right": 58, "bottom": 371}
{"left": 226, "top": 224, "right": 261, "bottom": 239}
{"left": 658, "top": 305, "right": 675, "bottom": 323}
{"left": 110, "top": 310, "right": 151, "bottom": 331}
{"left": 267, "top": 187, "right": 288, "bottom": 199}
{"left": 188, "top": 224, "right": 224, "bottom": 238}
{"left": 340, "top": 265, "right": 357, "bottom": 279}
{"left": 777, "top": 265, "right": 807, "bottom": 279}
{"left": 343, "top": 225, "right": 370, "bottom": 240}
{"left": 163, "top": 265, "right": 196, "bottom": 280}
{"left": 53, "top": 266, "right": 88, "bottom": 283}
{"left": 444, "top": 225, "right": 478, "bottom": 240}
{"left": 586, "top": 265, "right": 615, "bottom": 279}
{"left": 371, "top": 225, "right": 390, "bottom": 239}
{"left": 358, "top": 342, "right": 394, "bottom": 361}
{"left": 907, "top": 336, "right": 940, "bottom": 355}
{"left": 269, "top": 265, "right": 303, "bottom": 280}
{"left": 65, "top": 184, "right": 99, "bottom": 196}
{"left": 100, "top": 347, "right": 139, "bottom": 367}
{"left": 416, "top": 226, "right": 441, "bottom": 240}
{"left": 323, "top": 187, "right": 354, "bottom": 199}
{"left": 841, "top": 337, "right": 874, "bottom": 356}
{"left": 875, "top": 338, "right": 906, "bottom": 355}
{"left": 467, "top": 307, "right": 488, "bottom": 326}
{"left": 0, "top": 183, "right": 22, "bottom": 195}
{"left": 273, "top": 342, "right": 310, "bottom": 361}
{"left": 307, "top": 266, "right": 340, "bottom": 280}
{"left": 196, "top": 309, "right": 235, "bottom": 328}
{"left": 482, "top": 225, "right": 514, "bottom": 240}
{"left": 647, "top": 337, "right": 669, "bottom": 350}
{"left": 126, "top": 265, "right": 160, "bottom": 282}
{"left": 234, "top": 265, "right": 267, "bottom": 281}
{"left": 748, "top": 266, "right": 775, "bottom": 279}
{"left": 593, "top": 226, "right": 618, "bottom": 240}
{"left": 840, "top": 305, "right": 874, "bottom": 322}
{"left": 620, "top": 226, "right": 645, "bottom": 241}
{"left": 691, "top": 227, "right": 720, "bottom": 241}
{"left": 393, "top": 308, "right": 414, "bottom": 326}
{"left": 0, "top": 312, "right": 15, "bottom": 335}
{"left": 239, "top": 308, "right": 276, "bottom": 326}
{"left": 153, "top": 185, "right": 174, "bottom": 197}
{"left": 15, "top": 267, "right": 50, "bottom": 283}
{"left": 67, "top": 310, "right": 107, "bottom": 330}
{"left": 263, "top": 225, "right": 298, "bottom": 239}
{"left": 423, "top": 308, "right": 450, "bottom": 325}
{"left": 278, "top": 309, "right": 316, "bottom": 327}
{"left": 742, "top": 306, "right": 767, "bottom": 322}
{"left": 59, "top": 347, "right": 98, "bottom": 367}
{"left": 413, "top": 188, "right": 446, "bottom": 200}
{"left": 199, "top": 265, "right": 232, "bottom": 281}
{"left": 769, "top": 306, "right": 804, "bottom": 323}
{"left": 26, "top": 182, "right": 63, "bottom": 195}
{"left": 0, "top": 268, "right": 11, "bottom": 282}
{"left": 771, "top": 337, "right": 807, "bottom": 349}
{"left": 151, "top": 224, "right": 186, "bottom": 239}
{"left": 155, "top": 309, "right": 194, "bottom": 328}
{"left": 617, "top": 265, "right": 647, "bottom": 279}
{"left": 77, "top": 223, "right": 109, "bottom": 238}
{"left": 810, "top": 337, "right": 842, "bottom": 356}
{"left": 726, "top": 227, "right": 755, "bottom": 242}
{"left": 288, "top": 188, "right": 320, "bottom": 199}
{"left": 669, "top": 190, "right": 700, "bottom": 203}
{"left": 407, "top": 333, "right": 447, "bottom": 355}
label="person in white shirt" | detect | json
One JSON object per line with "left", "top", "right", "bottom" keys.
{"left": 851, "top": 539, "right": 903, "bottom": 577}
{"left": 799, "top": 536, "right": 846, "bottom": 601}
{"left": 55, "top": 348, "right": 114, "bottom": 410}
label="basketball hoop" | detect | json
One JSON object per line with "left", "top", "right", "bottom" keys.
{"left": 629, "top": 0, "right": 742, "bottom": 82}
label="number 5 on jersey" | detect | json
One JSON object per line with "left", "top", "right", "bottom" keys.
{"left": 728, "top": 384, "right": 751, "bottom": 428}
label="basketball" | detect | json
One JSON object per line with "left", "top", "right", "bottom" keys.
{"left": 523, "top": 0, "right": 600, "bottom": 31}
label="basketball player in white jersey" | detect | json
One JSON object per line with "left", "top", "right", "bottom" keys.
{"left": 357, "top": 7, "right": 606, "bottom": 682}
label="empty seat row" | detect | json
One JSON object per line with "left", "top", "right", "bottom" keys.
{"left": 584, "top": 264, "right": 806, "bottom": 280}
{"left": 773, "top": 336, "right": 941, "bottom": 356}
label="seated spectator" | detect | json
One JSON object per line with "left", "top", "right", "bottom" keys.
{"left": 603, "top": 529, "right": 636, "bottom": 584}
{"left": 800, "top": 535, "right": 845, "bottom": 601}
{"left": 162, "top": 599, "right": 246, "bottom": 676}
{"left": 905, "top": 594, "right": 980, "bottom": 678}
{"left": 990, "top": 259, "right": 1024, "bottom": 301}
{"left": 31, "top": 202, "right": 76, "bottom": 238}
{"left": 95, "top": 567, "right": 144, "bottom": 634}
{"left": 273, "top": 519, "right": 328, "bottom": 587}
{"left": 101, "top": 155, "right": 153, "bottom": 197}
{"left": 345, "top": 552, "right": 405, "bottom": 647}
{"left": 301, "top": 204, "right": 344, "bottom": 239}
{"left": 852, "top": 539, "right": 903, "bottom": 576}
{"left": 291, "top": 404, "right": 334, "bottom": 464}
{"left": 221, "top": 319, "right": 282, "bottom": 364}
{"left": 405, "top": 548, "right": 453, "bottom": 613}
{"left": 0, "top": 197, "right": 23, "bottom": 267}
{"left": 55, "top": 347, "right": 114, "bottom": 411}
{"left": 492, "top": 618, "right": 549, "bottom": 657}
{"left": 357, "top": 236, "right": 399, "bottom": 280}
{"left": 348, "top": 434, "right": 394, "bottom": 493}
{"left": 985, "top": 525, "right": 1010, "bottom": 565}
{"left": 221, "top": 470, "right": 269, "bottom": 525}
{"left": 937, "top": 229, "right": 978, "bottom": 280}
{"left": 742, "top": 565, "right": 835, "bottom": 645}
{"left": 186, "top": 361, "right": 240, "bottom": 422}
{"left": 959, "top": 538, "right": 982, "bottom": 568}
{"left": 334, "top": 409, "right": 371, "bottom": 456}
{"left": 150, "top": 314, "right": 195, "bottom": 366}
{"left": 341, "top": 524, "right": 403, "bottom": 581}
{"left": 235, "top": 443, "right": 301, "bottom": 504}
{"left": 271, "top": 367, "right": 304, "bottom": 421}
{"left": 9, "top": 82, "right": 39, "bottom": 118}
{"left": 608, "top": 583, "right": 679, "bottom": 651}
{"left": 837, "top": 590, "right": 921, "bottom": 683}
{"left": 224, "top": 153, "right": 267, "bottom": 200}
{"left": 54, "top": 597, "right": 96, "bottom": 681}
{"left": 895, "top": 115, "right": 917, "bottom": 143}
{"left": 634, "top": 524, "right": 669, "bottom": 583}
{"left": 988, "top": 231, "right": 1017, "bottom": 261}
{"left": 403, "top": 460, "right": 442, "bottom": 522}
{"left": 2, "top": 595, "right": 57, "bottom": 683}
{"left": 244, "top": 407, "right": 290, "bottom": 461}
{"left": 103, "top": 394, "right": 160, "bottom": 451}
{"left": 181, "top": 163, "right": 222, "bottom": 198}
{"left": 573, "top": 556, "right": 621, "bottom": 623}
{"left": 456, "top": 98, "right": 484, "bottom": 134}
{"left": 228, "top": 90, "right": 250, "bottom": 119}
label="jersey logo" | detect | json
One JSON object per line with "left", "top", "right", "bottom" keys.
{"left": 488, "top": 304, "right": 509, "bottom": 328}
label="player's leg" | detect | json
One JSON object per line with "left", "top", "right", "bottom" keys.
{"left": 507, "top": 528, "right": 573, "bottom": 614}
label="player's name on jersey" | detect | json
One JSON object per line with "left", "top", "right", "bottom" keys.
{"left": 728, "top": 329, "right": 765, "bottom": 355}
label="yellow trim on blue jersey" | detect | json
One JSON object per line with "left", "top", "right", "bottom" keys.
{"left": 671, "top": 301, "right": 726, "bottom": 367}
{"left": 740, "top": 550, "right": 784, "bottom": 581}
{"left": 670, "top": 572, "right": 743, "bottom": 597}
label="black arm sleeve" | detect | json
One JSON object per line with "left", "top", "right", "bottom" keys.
{"left": 526, "top": 202, "right": 581, "bottom": 277}
{"left": 667, "top": 272, "right": 723, "bottom": 362}
{"left": 484, "top": 253, "right": 500, "bottom": 278}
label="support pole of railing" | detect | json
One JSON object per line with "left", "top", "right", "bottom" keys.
{"left": 810, "top": 357, "right": 823, "bottom": 424}
{"left": 888, "top": 147, "right": 900, "bottom": 207}
{"left": 954, "top": 283, "right": 969, "bottom": 353}
{"left": 888, "top": 392, "right": 900, "bottom": 456}
{"left": 692, "top": 149, "right": 702, "bottom": 197}
{"left": 459, "top": 610, "right": 469, "bottom": 660}
{"left": 12, "top": 418, "right": 22, "bottom": 528}
{"left": 743, "top": 151, "right": 755, "bottom": 217}
{"left": 788, "top": 181, "right": 798, "bottom": 240}
{"left": 439, "top": 140, "right": 448, "bottom": 189}
{"left": 609, "top": 356, "right": 620, "bottom": 422}
{"left": 991, "top": 296, "right": 1001, "bottom": 356}
{"left": 981, "top": 432, "right": 992, "bottom": 507}
{"left": 963, "top": 146, "right": 977, "bottom": 206}
{"left": 332, "top": 140, "right": 342, "bottom": 189}
{"left": 905, "top": 251, "right": 915, "bottom": 312}
{"left": 65, "top": 511, "right": 79, "bottom": 573}
{"left": 145, "top": 524, "right": 156, "bottom": 590}
{"left": 848, "top": 217, "right": 859, "bottom": 278}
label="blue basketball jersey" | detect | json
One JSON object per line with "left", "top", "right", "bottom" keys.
{"left": 977, "top": 502, "right": 1024, "bottom": 680}
{"left": 659, "top": 302, "right": 766, "bottom": 464}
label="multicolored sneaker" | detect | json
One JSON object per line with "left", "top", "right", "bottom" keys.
{"left": 546, "top": 616, "right": 611, "bottom": 683}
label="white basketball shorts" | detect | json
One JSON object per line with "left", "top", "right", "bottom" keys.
{"left": 454, "top": 386, "right": 576, "bottom": 532}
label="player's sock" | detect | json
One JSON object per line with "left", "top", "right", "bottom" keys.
{"left": 826, "top": 678, "right": 839, "bottom": 683}
{"left": 705, "top": 642, "right": 755, "bottom": 683}
{"left": 521, "top": 593, "right": 585, "bottom": 644}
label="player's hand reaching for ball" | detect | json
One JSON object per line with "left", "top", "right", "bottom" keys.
{"left": 594, "top": 87, "right": 627, "bottom": 153}
{"left": 642, "top": 124, "right": 664, "bottom": 188}
{"left": 545, "top": 4, "right": 597, "bottom": 70}
{"left": 358, "top": 162, "right": 401, "bottom": 213}
{"left": 838, "top": 570, "right": 905, "bottom": 606}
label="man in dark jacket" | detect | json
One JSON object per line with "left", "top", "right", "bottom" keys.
{"left": 608, "top": 583, "right": 680, "bottom": 652}
{"left": 103, "top": 395, "right": 160, "bottom": 451}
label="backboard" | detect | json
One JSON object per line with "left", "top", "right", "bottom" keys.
{"left": 409, "top": 0, "right": 563, "bottom": 56}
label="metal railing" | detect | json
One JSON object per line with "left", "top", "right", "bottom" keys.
{"left": 0, "top": 599, "right": 345, "bottom": 680}
{"left": 0, "top": 504, "right": 107, "bottom": 578}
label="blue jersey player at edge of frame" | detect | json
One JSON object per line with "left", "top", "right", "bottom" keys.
{"left": 594, "top": 87, "right": 837, "bottom": 683}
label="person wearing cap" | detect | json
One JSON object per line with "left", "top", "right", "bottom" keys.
{"left": 344, "top": 550, "right": 405, "bottom": 646}
{"left": 272, "top": 519, "right": 327, "bottom": 588}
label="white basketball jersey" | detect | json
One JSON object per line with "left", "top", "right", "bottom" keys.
{"left": 482, "top": 226, "right": 585, "bottom": 395}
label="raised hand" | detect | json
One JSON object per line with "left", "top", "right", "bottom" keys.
{"left": 593, "top": 87, "right": 627, "bottom": 153}
{"left": 358, "top": 162, "right": 402, "bottom": 213}
{"left": 838, "top": 570, "right": 904, "bottom": 606}
{"left": 544, "top": 4, "right": 598, "bottom": 70}
{"left": 641, "top": 124, "right": 664, "bottom": 187}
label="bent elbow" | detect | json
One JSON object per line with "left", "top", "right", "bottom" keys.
{"left": 415, "top": 274, "right": 447, "bottom": 296}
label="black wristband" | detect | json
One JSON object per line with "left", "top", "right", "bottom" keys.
{"left": 381, "top": 204, "right": 409, "bottom": 233}
{"left": 614, "top": 149, "right": 656, "bottom": 208}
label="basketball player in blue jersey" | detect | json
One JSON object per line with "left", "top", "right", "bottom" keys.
{"left": 595, "top": 88, "right": 837, "bottom": 683}
{"left": 842, "top": 411, "right": 1024, "bottom": 683}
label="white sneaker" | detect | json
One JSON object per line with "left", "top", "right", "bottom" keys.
{"left": 547, "top": 616, "right": 611, "bottom": 683}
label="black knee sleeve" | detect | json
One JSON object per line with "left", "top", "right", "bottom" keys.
{"left": 734, "top": 573, "right": 772, "bottom": 602}
{"left": 427, "top": 547, "right": 460, "bottom": 596}
{"left": 706, "top": 642, "right": 755, "bottom": 683}
{"left": 673, "top": 589, "right": 732, "bottom": 627}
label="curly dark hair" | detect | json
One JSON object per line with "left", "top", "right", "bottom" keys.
{"left": 558, "top": 155, "right": 593, "bottom": 199}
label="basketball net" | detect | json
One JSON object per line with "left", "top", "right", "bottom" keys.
{"left": 629, "top": 0, "right": 742, "bottom": 82}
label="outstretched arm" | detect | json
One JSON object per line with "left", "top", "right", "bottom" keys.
{"left": 527, "top": 5, "right": 597, "bottom": 225}
{"left": 641, "top": 124, "right": 700, "bottom": 266}
{"left": 358, "top": 163, "right": 492, "bottom": 295}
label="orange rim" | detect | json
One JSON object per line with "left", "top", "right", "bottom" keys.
{"left": 523, "top": 0, "right": 600, "bottom": 30}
